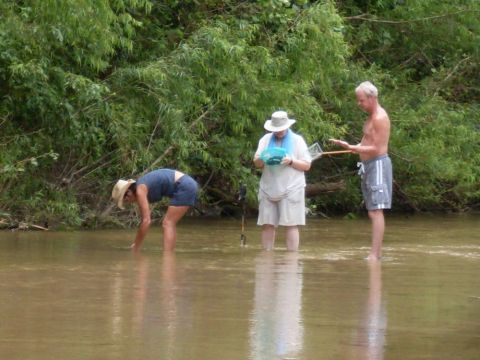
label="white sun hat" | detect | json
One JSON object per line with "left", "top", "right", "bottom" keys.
{"left": 112, "top": 179, "right": 136, "bottom": 209}
{"left": 264, "top": 111, "right": 296, "bottom": 132}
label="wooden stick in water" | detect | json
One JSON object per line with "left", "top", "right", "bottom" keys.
{"left": 320, "top": 150, "right": 353, "bottom": 156}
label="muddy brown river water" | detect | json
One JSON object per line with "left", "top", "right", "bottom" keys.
{"left": 0, "top": 215, "right": 479, "bottom": 359}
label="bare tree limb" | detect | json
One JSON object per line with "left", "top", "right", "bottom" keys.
{"left": 140, "top": 100, "right": 219, "bottom": 176}
{"left": 433, "top": 56, "right": 471, "bottom": 97}
{"left": 346, "top": 9, "right": 474, "bottom": 25}
{"left": 306, "top": 180, "right": 346, "bottom": 197}
{"left": 101, "top": 100, "right": 220, "bottom": 218}
{"left": 146, "top": 114, "right": 162, "bottom": 154}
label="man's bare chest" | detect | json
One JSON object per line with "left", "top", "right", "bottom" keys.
{"left": 363, "top": 120, "right": 375, "bottom": 137}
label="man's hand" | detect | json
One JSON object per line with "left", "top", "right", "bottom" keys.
{"left": 329, "top": 138, "right": 351, "bottom": 149}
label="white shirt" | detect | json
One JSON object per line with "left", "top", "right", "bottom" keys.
{"left": 255, "top": 132, "right": 312, "bottom": 200}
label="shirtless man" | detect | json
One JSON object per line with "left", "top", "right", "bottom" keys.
{"left": 330, "top": 81, "right": 392, "bottom": 260}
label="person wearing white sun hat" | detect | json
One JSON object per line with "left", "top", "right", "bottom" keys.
{"left": 112, "top": 169, "right": 198, "bottom": 251}
{"left": 253, "top": 110, "right": 312, "bottom": 251}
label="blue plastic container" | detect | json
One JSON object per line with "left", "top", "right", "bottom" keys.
{"left": 260, "top": 147, "right": 287, "bottom": 166}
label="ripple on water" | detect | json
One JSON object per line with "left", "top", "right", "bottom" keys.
{"left": 394, "top": 245, "right": 480, "bottom": 260}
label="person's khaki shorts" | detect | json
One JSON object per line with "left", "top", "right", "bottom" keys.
{"left": 257, "top": 188, "right": 305, "bottom": 227}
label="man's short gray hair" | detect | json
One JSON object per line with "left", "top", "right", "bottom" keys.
{"left": 355, "top": 81, "right": 378, "bottom": 98}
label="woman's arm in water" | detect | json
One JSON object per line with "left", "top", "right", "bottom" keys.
{"left": 131, "top": 185, "right": 151, "bottom": 251}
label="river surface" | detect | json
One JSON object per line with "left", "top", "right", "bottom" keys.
{"left": 0, "top": 215, "right": 479, "bottom": 360}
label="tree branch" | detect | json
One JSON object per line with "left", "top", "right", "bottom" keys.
{"left": 140, "top": 100, "right": 219, "bottom": 176}
{"left": 306, "top": 180, "right": 346, "bottom": 197}
{"left": 346, "top": 9, "right": 474, "bottom": 25}
{"left": 433, "top": 56, "right": 472, "bottom": 97}
{"left": 101, "top": 100, "right": 220, "bottom": 218}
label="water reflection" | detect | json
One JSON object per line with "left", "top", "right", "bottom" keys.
{"left": 132, "top": 253, "right": 149, "bottom": 334}
{"left": 110, "top": 263, "right": 126, "bottom": 339}
{"left": 159, "top": 252, "right": 178, "bottom": 358}
{"left": 130, "top": 252, "right": 180, "bottom": 358}
{"left": 250, "top": 252, "right": 304, "bottom": 360}
{"left": 350, "top": 261, "right": 387, "bottom": 360}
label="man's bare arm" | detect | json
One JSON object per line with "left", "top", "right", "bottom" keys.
{"left": 330, "top": 115, "right": 389, "bottom": 156}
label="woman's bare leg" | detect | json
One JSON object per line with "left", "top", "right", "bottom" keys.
{"left": 162, "top": 206, "right": 190, "bottom": 251}
{"left": 286, "top": 226, "right": 299, "bottom": 251}
{"left": 261, "top": 225, "right": 276, "bottom": 250}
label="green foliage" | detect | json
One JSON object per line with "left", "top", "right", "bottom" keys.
{"left": 0, "top": 0, "right": 479, "bottom": 226}
{"left": 388, "top": 97, "right": 480, "bottom": 210}
{"left": 107, "top": 2, "right": 350, "bottom": 206}
{"left": 0, "top": 0, "right": 150, "bottom": 225}
{"left": 342, "top": 0, "right": 480, "bottom": 102}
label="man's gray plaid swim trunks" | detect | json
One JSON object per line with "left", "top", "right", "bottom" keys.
{"left": 358, "top": 155, "right": 393, "bottom": 211}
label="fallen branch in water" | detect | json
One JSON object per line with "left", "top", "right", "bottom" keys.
{"left": 306, "top": 180, "right": 346, "bottom": 197}
{"left": 0, "top": 219, "right": 49, "bottom": 231}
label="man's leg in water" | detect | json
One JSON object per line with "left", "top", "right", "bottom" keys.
{"left": 368, "top": 209, "right": 384, "bottom": 260}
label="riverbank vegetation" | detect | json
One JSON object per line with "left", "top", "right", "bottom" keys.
{"left": 1, "top": 0, "right": 479, "bottom": 228}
